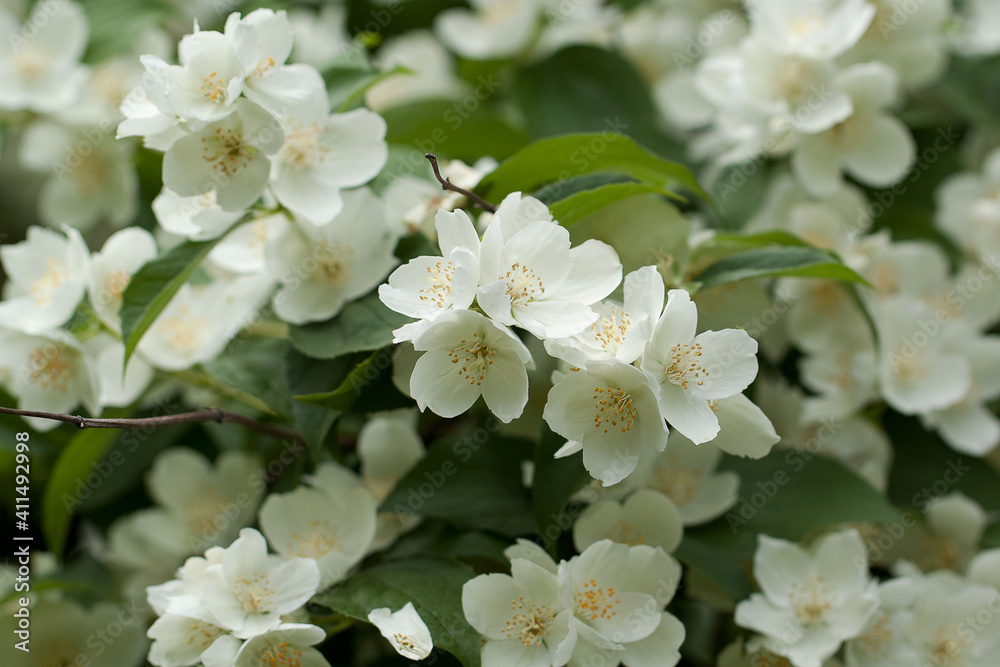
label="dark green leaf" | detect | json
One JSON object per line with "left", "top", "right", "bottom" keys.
{"left": 693, "top": 246, "right": 871, "bottom": 290}
{"left": 532, "top": 426, "right": 591, "bottom": 548}
{"left": 120, "top": 223, "right": 242, "bottom": 366}
{"left": 476, "top": 132, "right": 706, "bottom": 204}
{"left": 513, "top": 45, "right": 678, "bottom": 157}
{"left": 381, "top": 432, "right": 536, "bottom": 537}
{"left": 203, "top": 338, "right": 293, "bottom": 418}
{"left": 288, "top": 292, "right": 411, "bottom": 359}
{"left": 984, "top": 523, "right": 1000, "bottom": 549}
{"left": 550, "top": 182, "right": 682, "bottom": 227}
{"left": 286, "top": 350, "right": 352, "bottom": 457}
{"left": 326, "top": 63, "right": 412, "bottom": 112}
{"left": 294, "top": 348, "right": 410, "bottom": 413}
{"left": 42, "top": 424, "right": 121, "bottom": 555}
{"left": 382, "top": 99, "right": 530, "bottom": 162}
{"left": 314, "top": 557, "right": 481, "bottom": 667}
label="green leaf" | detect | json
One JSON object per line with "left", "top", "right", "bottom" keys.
{"left": 532, "top": 426, "right": 592, "bottom": 549}
{"left": 382, "top": 99, "right": 530, "bottom": 162}
{"left": 513, "top": 45, "right": 679, "bottom": 157}
{"left": 476, "top": 132, "right": 706, "bottom": 204}
{"left": 692, "top": 246, "right": 871, "bottom": 291}
{"left": 704, "top": 231, "right": 811, "bottom": 249}
{"left": 326, "top": 63, "right": 413, "bottom": 112}
{"left": 381, "top": 432, "right": 536, "bottom": 537}
{"left": 120, "top": 223, "right": 241, "bottom": 366}
{"left": 984, "top": 523, "right": 1000, "bottom": 549}
{"left": 42, "top": 425, "right": 121, "bottom": 556}
{"left": 288, "top": 292, "right": 411, "bottom": 359}
{"left": 285, "top": 350, "right": 351, "bottom": 457}
{"left": 549, "top": 182, "right": 682, "bottom": 226}
{"left": 884, "top": 410, "right": 1000, "bottom": 512}
{"left": 674, "top": 535, "right": 752, "bottom": 604}
{"left": 203, "top": 338, "right": 293, "bottom": 418}
{"left": 314, "top": 557, "right": 481, "bottom": 667}
{"left": 294, "top": 348, "right": 410, "bottom": 414}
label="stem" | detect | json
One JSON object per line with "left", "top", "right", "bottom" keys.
{"left": 425, "top": 153, "right": 498, "bottom": 213}
{"left": 0, "top": 406, "right": 304, "bottom": 444}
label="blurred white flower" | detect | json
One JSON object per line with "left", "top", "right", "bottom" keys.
{"left": 87, "top": 227, "right": 158, "bottom": 332}
{"left": 572, "top": 488, "right": 683, "bottom": 552}
{"left": 435, "top": 0, "right": 541, "bottom": 60}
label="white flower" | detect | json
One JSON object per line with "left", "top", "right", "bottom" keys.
{"left": 379, "top": 208, "right": 482, "bottom": 341}
{"left": 287, "top": 5, "right": 351, "bottom": 69}
{"left": 117, "top": 77, "right": 185, "bottom": 150}
{"left": 792, "top": 63, "right": 915, "bottom": 197}
{"left": 478, "top": 207, "right": 622, "bottom": 339}
{"left": 935, "top": 148, "right": 1000, "bottom": 262}
{"left": 0, "top": 226, "right": 89, "bottom": 334}
{"left": 231, "top": 624, "right": 332, "bottom": 667}
{"left": 18, "top": 120, "right": 138, "bottom": 230}
{"left": 138, "top": 274, "right": 273, "bottom": 371}
{"left": 209, "top": 212, "right": 290, "bottom": 275}
{"left": 267, "top": 188, "right": 399, "bottom": 325}
{"left": 573, "top": 489, "right": 683, "bottom": 552}
{"left": 357, "top": 410, "right": 426, "bottom": 550}
{"left": 561, "top": 540, "right": 670, "bottom": 649}
{"left": 0, "top": 1, "right": 89, "bottom": 112}
{"left": 258, "top": 482, "right": 377, "bottom": 589}
{"left": 368, "top": 602, "right": 434, "bottom": 660}
{"left": 462, "top": 557, "right": 577, "bottom": 666}
{"left": 0, "top": 598, "right": 147, "bottom": 667}
{"left": 149, "top": 26, "right": 244, "bottom": 123}
{"left": 366, "top": 31, "right": 468, "bottom": 111}
{"left": 269, "top": 99, "right": 387, "bottom": 225}
{"left": 147, "top": 448, "right": 265, "bottom": 551}
{"left": 951, "top": 0, "right": 1000, "bottom": 56}
{"left": 543, "top": 359, "right": 668, "bottom": 486}
{"left": 198, "top": 528, "right": 321, "bottom": 639}
{"left": 873, "top": 296, "right": 972, "bottom": 415}
{"left": 84, "top": 333, "right": 155, "bottom": 408}
{"left": 148, "top": 612, "right": 231, "bottom": 667}
{"left": 543, "top": 265, "right": 664, "bottom": 367}
{"left": 409, "top": 309, "right": 533, "bottom": 423}
{"left": 641, "top": 289, "right": 759, "bottom": 444}
{"left": 924, "top": 492, "right": 988, "bottom": 572}
{"left": 735, "top": 530, "right": 881, "bottom": 667}
{"left": 162, "top": 99, "right": 283, "bottom": 212}
{"left": 631, "top": 434, "right": 741, "bottom": 526}
{"left": 434, "top": 0, "right": 542, "bottom": 60}
{"left": 746, "top": 0, "right": 875, "bottom": 59}
{"left": 87, "top": 227, "right": 158, "bottom": 333}
{"left": 152, "top": 188, "right": 244, "bottom": 241}
{"left": 0, "top": 330, "right": 98, "bottom": 430}
{"left": 225, "top": 9, "right": 325, "bottom": 115}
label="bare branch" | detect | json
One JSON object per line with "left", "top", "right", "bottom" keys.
{"left": 0, "top": 406, "right": 304, "bottom": 443}
{"left": 425, "top": 153, "right": 498, "bottom": 213}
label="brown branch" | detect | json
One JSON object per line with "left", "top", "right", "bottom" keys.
{"left": 425, "top": 153, "right": 498, "bottom": 213}
{"left": 0, "top": 406, "right": 304, "bottom": 443}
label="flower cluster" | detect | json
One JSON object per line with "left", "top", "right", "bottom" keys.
{"left": 463, "top": 538, "right": 684, "bottom": 667}
{"left": 380, "top": 195, "right": 777, "bottom": 485}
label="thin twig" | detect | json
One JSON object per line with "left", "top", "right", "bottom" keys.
{"left": 0, "top": 406, "right": 304, "bottom": 443}
{"left": 425, "top": 153, "right": 497, "bottom": 213}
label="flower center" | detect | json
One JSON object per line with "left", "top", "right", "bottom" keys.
{"left": 418, "top": 260, "right": 455, "bottom": 310}
{"left": 654, "top": 456, "right": 702, "bottom": 507}
{"left": 252, "top": 56, "right": 276, "bottom": 78}
{"left": 161, "top": 306, "right": 208, "bottom": 354}
{"left": 261, "top": 641, "right": 304, "bottom": 667}
{"left": 448, "top": 333, "right": 495, "bottom": 386}
{"left": 234, "top": 573, "right": 277, "bottom": 613}
{"left": 859, "top": 613, "right": 894, "bottom": 658}
{"left": 505, "top": 596, "right": 554, "bottom": 647}
{"left": 929, "top": 624, "right": 969, "bottom": 666}
{"left": 591, "top": 307, "right": 631, "bottom": 353}
{"left": 310, "top": 243, "right": 352, "bottom": 285}
{"left": 665, "top": 342, "right": 707, "bottom": 390}
{"left": 789, "top": 576, "right": 835, "bottom": 625}
{"left": 393, "top": 633, "right": 422, "bottom": 658}
{"left": 604, "top": 519, "right": 646, "bottom": 546}
{"left": 203, "top": 126, "right": 253, "bottom": 177}
{"left": 14, "top": 47, "right": 49, "bottom": 81}
{"left": 286, "top": 520, "right": 341, "bottom": 559}
{"left": 28, "top": 346, "right": 71, "bottom": 392}
{"left": 201, "top": 70, "right": 230, "bottom": 103}
{"left": 29, "top": 258, "right": 69, "bottom": 306}
{"left": 575, "top": 578, "right": 620, "bottom": 622}
{"left": 280, "top": 122, "right": 329, "bottom": 170}
{"left": 502, "top": 262, "right": 545, "bottom": 305}
{"left": 592, "top": 385, "right": 636, "bottom": 434}
{"left": 106, "top": 270, "right": 131, "bottom": 306}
